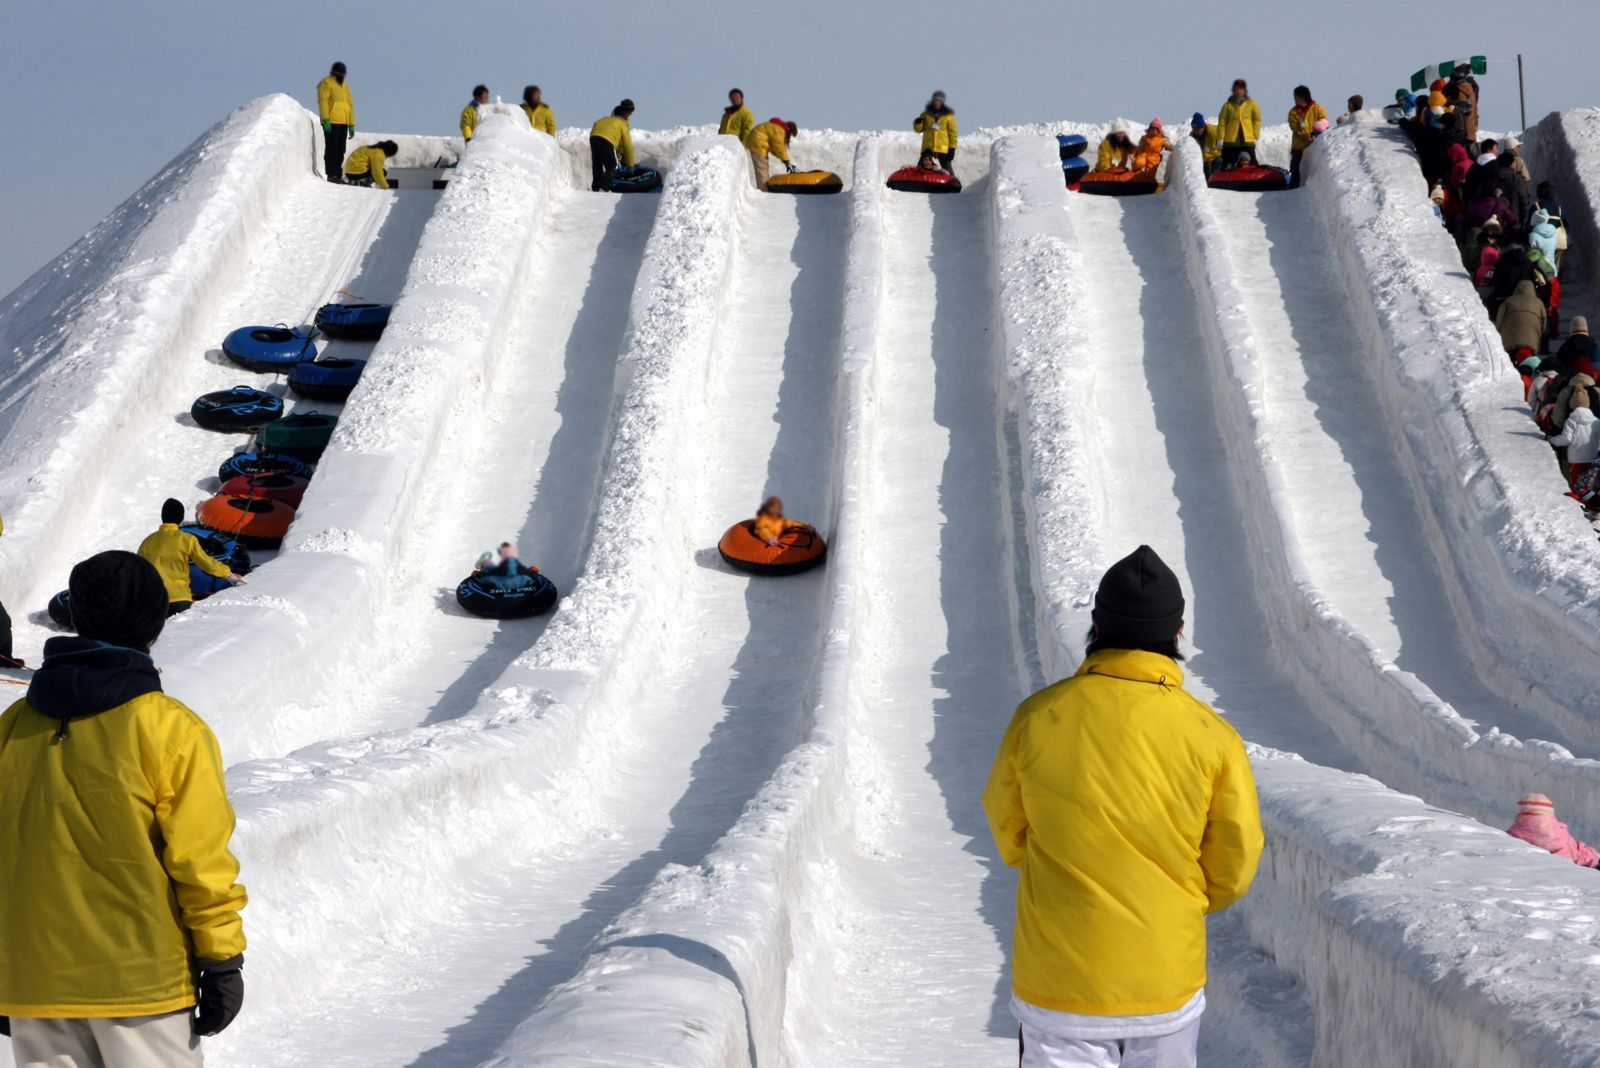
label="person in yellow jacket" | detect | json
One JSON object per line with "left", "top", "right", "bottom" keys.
{"left": 461, "top": 84, "right": 489, "bottom": 142}
{"left": 520, "top": 85, "right": 556, "bottom": 136}
{"left": 317, "top": 61, "right": 354, "bottom": 185}
{"left": 590, "top": 99, "right": 636, "bottom": 192}
{"left": 747, "top": 118, "right": 798, "bottom": 191}
{"left": 914, "top": 90, "right": 958, "bottom": 176}
{"left": 0, "top": 550, "right": 247, "bottom": 1064}
{"left": 137, "top": 500, "right": 240, "bottom": 616}
{"left": 1094, "top": 118, "right": 1136, "bottom": 172}
{"left": 0, "top": 509, "right": 12, "bottom": 668}
{"left": 719, "top": 88, "right": 755, "bottom": 144}
{"left": 1217, "top": 78, "right": 1262, "bottom": 170}
{"left": 984, "top": 545, "right": 1262, "bottom": 1066}
{"left": 1189, "top": 112, "right": 1222, "bottom": 175}
{"left": 344, "top": 140, "right": 398, "bottom": 189}
{"left": 753, "top": 496, "right": 813, "bottom": 546}
{"left": 1287, "top": 85, "right": 1328, "bottom": 183}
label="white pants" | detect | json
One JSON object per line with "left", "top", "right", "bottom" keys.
{"left": 1019, "top": 1014, "right": 1200, "bottom": 1068}
{"left": 10, "top": 1011, "right": 201, "bottom": 1068}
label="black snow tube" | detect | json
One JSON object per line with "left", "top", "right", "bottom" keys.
{"left": 179, "top": 524, "right": 253, "bottom": 574}
{"left": 47, "top": 590, "right": 72, "bottom": 629}
{"left": 313, "top": 303, "right": 392, "bottom": 341}
{"left": 191, "top": 387, "right": 284, "bottom": 432}
{"left": 611, "top": 166, "right": 664, "bottom": 193}
{"left": 455, "top": 568, "right": 559, "bottom": 619}
{"left": 288, "top": 358, "right": 367, "bottom": 401}
{"left": 218, "top": 451, "right": 315, "bottom": 482}
{"left": 222, "top": 326, "right": 318, "bottom": 373}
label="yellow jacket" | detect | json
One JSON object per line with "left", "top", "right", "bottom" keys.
{"left": 1218, "top": 96, "right": 1262, "bottom": 144}
{"left": 1194, "top": 123, "right": 1222, "bottom": 164}
{"left": 719, "top": 105, "right": 755, "bottom": 143}
{"left": 591, "top": 115, "right": 636, "bottom": 167}
{"left": 915, "top": 108, "right": 958, "bottom": 154}
{"left": 0, "top": 640, "right": 246, "bottom": 1017}
{"left": 1288, "top": 101, "right": 1328, "bottom": 152}
{"left": 461, "top": 102, "right": 480, "bottom": 141}
{"left": 317, "top": 75, "right": 354, "bottom": 126}
{"left": 983, "top": 649, "right": 1262, "bottom": 1014}
{"left": 137, "top": 524, "right": 230, "bottom": 605}
{"left": 754, "top": 514, "right": 805, "bottom": 543}
{"left": 522, "top": 102, "right": 556, "bottom": 136}
{"left": 747, "top": 121, "right": 791, "bottom": 162}
{"left": 344, "top": 144, "right": 391, "bottom": 188}
{"left": 1095, "top": 137, "right": 1135, "bottom": 172}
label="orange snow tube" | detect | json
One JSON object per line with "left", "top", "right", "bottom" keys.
{"left": 197, "top": 494, "right": 296, "bottom": 548}
{"left": 1076, "top": 169, "right": 1161, "bottom": 196}
{"left": 717, "top": 522, "right": 828, "bottom": 576}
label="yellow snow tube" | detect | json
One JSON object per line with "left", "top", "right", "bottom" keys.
{"left": 766, "top": 170, "right": 843, "bottom": 195}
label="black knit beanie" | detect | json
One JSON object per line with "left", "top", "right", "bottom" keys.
{"left": 1092, "top": 545, "right": 1185, "bottom": 646}
{"left": 161, "top": 498, "right": 184, "bottom": 524}
{"left": 69, "top": 551, "right": 169, "bottom": 650}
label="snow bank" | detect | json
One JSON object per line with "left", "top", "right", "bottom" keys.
{"left": 477, "top": 136, "right": 885, "bottom": 1068}
{"left": 154, "top": 110, "right": 559, "bottom": 763}
{"left": 1523, "top": 109, "right": 1600, "bottom": 292}
{"left": 0, "top": 94, "right": 313, "bottom": 616}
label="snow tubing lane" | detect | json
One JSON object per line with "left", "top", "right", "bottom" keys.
{"left": 192, "top": 387, "right": 284, "bottom": 432}
{"left": 256, "top": 412, "right": 337, "bottom": 461}
{"left": 218, "top": 452, "right": 314, "bottom": 482}
{"left": 1208, "top": 163, "right": 1294, "bottom": 192}
{"left": 1077, "top": 170, "right": 1161, "bottom": 196}
{"left": 611, "top": 166, "right": 663, "bottom": 193}
{"left": 197, "top": 495, "right": 296, "bottom": 548}
{"left": 767, "top": 170, "right": 844, "bottom": 195}
{"left": 288, "top": 358, "right": 366, "bottom": 401}
{"left": 222, "top": 326, "right": 318, "bottom": 373}
{"left": 717, "top": 522, "right": 828, "bottom": 576}
{"left": 47, "top": 590, "right": 72, "bottom": 629}
{"left": 886, "top": 167, "right": 962, "bottom": 194}
{"left": 313, "top": 303, "right": 391, "bottom": 341}
{"left": 1062, "top": 157, "right": 1091, "bottom": 184}
{"left": 220, "top": 473, "right": 309, "bottom": 508}
{"left": 1058, "top": 134, "right": 1089, "bottom": 160}
{"left": 455, "top": 570, "right": 559, "bottom": 619}
{"left": 179, "top": 524, "right": 253, "bottom": 574}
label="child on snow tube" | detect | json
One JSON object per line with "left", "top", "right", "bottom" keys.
{"left": 1131, "top": 118, "right": 1166, "bottom": 175}
{"left": 754, "top": 496, "right": 814, "bottom": 547}
{"left": 1094, "top": 119, "right": 1136, "bottom": 172}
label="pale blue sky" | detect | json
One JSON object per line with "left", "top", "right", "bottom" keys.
{"left": 2, "top": 0, "right": 1592, "bottom": 296}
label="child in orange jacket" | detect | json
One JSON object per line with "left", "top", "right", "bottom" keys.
{"left": 1132, "top": 118, "right": 1167, "bottom": 174}
{"left": 753, "top": 496, "right": 813, "bottom": 547}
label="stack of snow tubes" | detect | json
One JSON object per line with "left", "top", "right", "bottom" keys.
{"left": 1059, "top": 134, "right": 1090, "bottom": 187}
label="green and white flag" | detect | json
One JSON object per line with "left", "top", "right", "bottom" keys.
{"left": 1411, "top": 56, "right": 1488, "bottom": 91}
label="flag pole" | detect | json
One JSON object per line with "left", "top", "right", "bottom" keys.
{"left": 1517, "top": 54, "right": 1527, "bottom": 131}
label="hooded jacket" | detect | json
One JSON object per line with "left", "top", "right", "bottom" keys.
{"left": 718, "top": 104, "right": 755, "bottom": 143}
{"left": 1508, "top": 805, "right": 1598, "bottom": 867}
{"left": 1495, "top": 280, "right": 1546, "bottom": 356}
{"left": 914, "top": 106, "right": 958, "bottom": 155}
{"left": 1095, "top": 136, "right": 1135, "bottom": 172}
{"left": 747, "top": 120, "right": 791, "bottom": 162}
{"left": 1288, "top": 100, "right": 1328, "bottom": 151}
{"left": 1550, "top": 406, "right": 1600, "bottom": 465}
{"left": 521, "top": 101, "right": 556, "bottom": 136}
{"left": 317, "top": 74, "right": 354, "bottom": 126}
{"left": 0, "top": 637, "right": 246, "bottom": 1017}
{"left": 1529, "top": 209, "right": 1560, "bottom": 275}
{"left": 1553, "top": 373, "right": 1596, "bottom": 431}
{"left": 344, "top": 144, "right": 391, "bottom": 189}
{"left": 983, "top": 649, "right": 1262, "bottom": 1015}
{"left": 1132, "top": 130, "right": 1167, "bottom": 173}
{"left": 137, "top": 524, "right": 231, "bottom": 605}
{"left": 1218, "top": 95, "right": 1261, "bottom": 144}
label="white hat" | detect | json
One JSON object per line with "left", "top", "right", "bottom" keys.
{"left": 1111, "top": 118, "right": 1130, "bottom": 136}
{"left": 1505, "top": 135, "right": 1521, "bottom": 149}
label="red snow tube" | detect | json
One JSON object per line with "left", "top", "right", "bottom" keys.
{"left": 718, "top": 522, "right": 828, "bottom": 576}
{"left": 219, "top": 473, "right": 310, "bottom": 508}
{"left": 1208, "top": 163, "right": 1293, "bottom": 192}
{"left": 886, "top": 167, "right": 962, "bottom": 194}
{"left": 197, "top": 494, "right": 296, "bottom": 548}
{"left": 1076, "top": 170, "right": 1161, "bottom": 197}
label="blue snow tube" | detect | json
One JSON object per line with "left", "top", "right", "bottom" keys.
{"left": 191, "top": 387, "right": 284, "bottom": 432}
{"left": 1062, "top": 156, "right": 1090, "bottom": 184}
{"left": 1058, "top": 133, "right": 1089, "bottom": 160}
{"left": 288, "top": 358, "right": 367, "bottom": 401}
{"left": 455, "top": 566, "right": 559, "bottom": 619}
{"left": 222, "top": 325, "right": 318, "bottom": 373}
{"left": 218, "top": 451, "right": 315, "bottom": 482}
{"left": 188, "top": 568, "right": 233, "bottom": 600}
{"left": 314, "top": 303, "right": 391, "bottom": 341}
{"left": 611, "top": 166, "right": 664, "bottom": 193}
{"left": 179, "top": 525, "right": 253, "bottom": 574}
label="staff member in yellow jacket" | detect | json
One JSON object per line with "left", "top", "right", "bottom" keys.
{"left": 345, "top": 140, "right": 399, "bottom": 189}
{"left": 0, "top": 509, "right": 12, "bottom": 668}
{"left": 590, "top": 99, "right": 636, "bottom": 192}
{"left": 984, "top": 545, "right": 1262, "bottom": 1068}
{"left": 521, "top": 85, "right": 556, "bottom": 136}
{"left": 461, "top": 84, "right": 489, "bottom": 142}
{"left": 1287, "top": 85, "right": 1328, "bottom": 183}
{"left": 719, "top": 88, "right": 755, "bottom": 144}
{"left": 137, "top": 500, "right": 240, "bottom": 616}
{"left": 1217, "top": 78, "right": 1262, "bottom": 170}
{"left": 0, "top": 550, "right": 248, "bottom": 1064}
{"left": 747, "top": 118, "right": 798, "bottom": 191}
{"left": 914, "top": 90, "right": 958, "bottom": 176}
{"left": 1189, "top": 112, "right": 1222, "bottom": 176}
{"left": 317, "top": 61, "right": 354, "bottom": 185}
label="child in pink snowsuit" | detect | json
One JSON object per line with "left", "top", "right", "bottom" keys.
{"left": 1508, "top": 793, "right": 1600, "bottom": 867}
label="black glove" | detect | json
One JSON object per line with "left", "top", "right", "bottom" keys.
{"left": 192, "top": 955, "right": 244, "bottom": 1037}
{"left": 784, "top": 161, "right": 796, "bottom": 173}
{"left": 1, "top": 1015, "right": 9, "bottom": 1037}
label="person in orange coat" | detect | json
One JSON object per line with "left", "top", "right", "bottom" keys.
{"left": 1132, "top": 118, "right": 1167, "bottom": 175}
{"left": 753, "top": 496, "right": 813, "bottom": 547}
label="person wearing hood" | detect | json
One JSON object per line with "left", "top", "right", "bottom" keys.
{"left": 521, "top": 85, "right": 555, "bottom": 136}
{"left": 1529, "top": 208, "right": 1561, "bottom": 276}
{"left": 1551, "top": 405, "right": 1600, "bottom": 489}
{"left": 1217, "top": 78, "right": 1262, "bottom": 169}
{"left": 137, "top": 500, "right": 240, "bottom": 615}
{"left": 344, "top": 139, "right": 398, "bottom": 189}
{"left": 1337, "top": 94, "right": 1363, "bottom": 126}
{"left": 1461, "top": 139, "right": 1500, "bottom": 204}
{"left": 0, "top": 550, "right": 247, "bottom": 1063}
{"left": 1465, "top": 185, "right": 1518, "bottom": 234}
{"left": 1508, "top": 794, "right": 1600, "bottom": 868}
{"left": 461, "top": 84, "right": 489, "bottom": 142}
{"left": 1287, "top": 86, "right": 1327, "bottom": 182}
{"left": 317, "top": 62, "right": 355, "bottom": 185}
{"left": 1469, "top": 218, "right": 1502, "bottom": 289}
{"left": 1132, "top": 118, "right": 1167, "bottom": 174}
{"left": 1094, "top": 119, "right": 1136, "bottom": 173}
{"left": 747, "top": 118, "right": 798, "bottom": 191}
{"left": 985, "top": 546, "right": 1262, "bottom": 1068}
{"left": 718, "top": 88, "right": 755, "bottom": 144}
{"left": 1496, "top": 279, "right": 1547, "bottom": 358}
{"left": 1189, "top": 113, "right": 1221, "bottom": 174}
{"left": 914, "top": 91, "right": 958, "bottom": 176}
{"left": 589, "top": 99, "right": 637, "bottom": 192}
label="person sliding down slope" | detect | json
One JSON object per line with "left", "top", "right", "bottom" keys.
{"left": 1094, "top": 119, "right": 1135, "bottom": 173}
{"left": 1131, "top": 118, "right": 1166, "bottom": 175}
{"left": 914, "top": 91, "right": 958, "bottom": 177}
{"left": 753, "top": 496, "right": 814, "bottom": 548}
{"left": 1508, "top": 794, "right": 1600, "bottom": 868}
{"left": 984, "top": 546, "right": 1262, "bottom": 1068}
{"left": 747, "top": 118, "right": 798, "bottom": 191}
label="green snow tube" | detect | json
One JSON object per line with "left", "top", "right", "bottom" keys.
{"left": 256, "top": 411, "right": 338, "bottom": 461}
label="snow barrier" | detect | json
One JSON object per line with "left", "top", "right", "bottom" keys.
{"left": 477, "top": 135, "right": 886, "bottom": 1068}
{"left": 0, "top": 94, "right": 314, "bottom": 617}
{"left": 1524, "top": 110, "right": 1600, "bottom": 334}
{"left": 210, "top": 135, "right": 748, "bottom": 1036}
